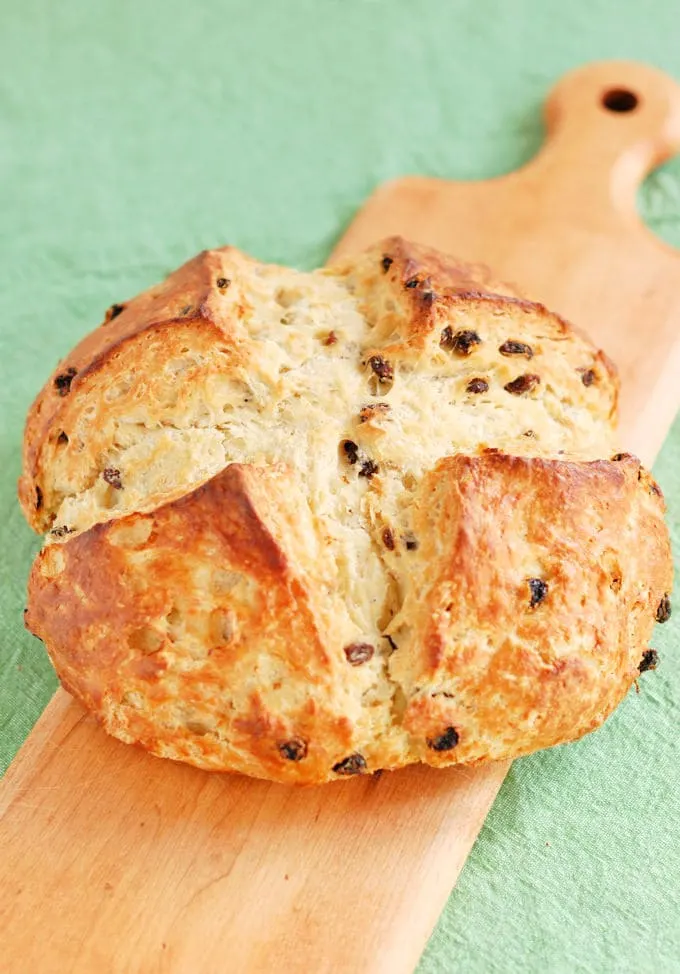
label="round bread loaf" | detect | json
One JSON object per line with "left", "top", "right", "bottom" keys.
{"left": 21, "top": 237, "right": 672, "bottom": 784}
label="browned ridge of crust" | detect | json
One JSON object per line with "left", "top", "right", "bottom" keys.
{"left": 20, "top": 237, "right": 671, "bottom": 784}
{"left": 25, "top": 453, "right": 671, "bottom": 784}
{"left": 20, "top": 248, "right": 244, "bottom": 530}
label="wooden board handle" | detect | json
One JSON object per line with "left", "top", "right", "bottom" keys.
{"left": 538, "top": 61, "right": 680, "bottom": 212}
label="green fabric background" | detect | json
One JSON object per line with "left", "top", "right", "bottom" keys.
{"left": 1, "top": 1, "right": 679, "bottom": 971}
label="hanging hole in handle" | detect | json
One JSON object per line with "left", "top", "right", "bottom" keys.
{"left": 601, "top": 88, "right": 639, "bottom": 113}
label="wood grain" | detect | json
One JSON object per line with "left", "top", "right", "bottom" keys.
{"left": 2, "top": 60, "right": 680, "bottom": 974}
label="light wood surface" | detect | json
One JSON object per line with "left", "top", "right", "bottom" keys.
{"left": 2, "top": 60, "right": 680, "bottom": 974}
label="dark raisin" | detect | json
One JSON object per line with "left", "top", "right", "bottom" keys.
{"left": 333, "top": 753, "right": 367, "bottom": 776}
{"left": 102, "top": 467, "right": 123, "bottom": 490}
{"left": 324, "top": 330, "right": 338, "bottom": 346}
{"left": 342, "top": 440, "right": 359, "bottom": 465}
{"left": 638, "top": 649, "right": 659, "bottom": 673}
{"left": 180, "top": 304, "right": 193, "bottom": 316}
{"left": 499, "top": 340, "right": 533, "bottom": 358}
{"left": 381, "top": 255, "right": 393, "bottom": 273}
{"left": 372, "top": 769, "right": 384, "bottom": 779}
{"left": 403, "top": 533, "right": 418, "bottom": 551}
{"left": 427, "top": 727, "right": 459, "bottom": 751}
{"left": 35, "top": 486, "right": 43, "bottom": 510}
{"left": 53, "top": 367, "right": 77, "bottom": 397}
{"left": 368, "top": 355, "right": 394, "bottom": 382}
{"left": 359, "top": 403, "right": 390, "bottom": 422}
{"left": 466, "top": 378, "right": 489, "bottom": 394}
{"left": 440, "top": 328, "right": 482, "bottom": 355}
{"left": 610, "top": 575, "right": 622, "bottom": 593}
{"left": 440, "top": 327, "right": 453, "bottom": 348}
{"left": 523, "top": 430, "right": 536, "bottom": 438}
{"left": 56, "top": 431, "right": 69, "bottom": 445}
{"left": 216, "top": 277, "right": 231, "bottom": 291}
{"left": 580, "top": 368, "right": 596, "bottom": 387}
{"left": 656, "top": 594, "right": 671, "bottom": 624}
{"left": 344, "top": 642, "right": 374, "bottom": 666}
{"left": 528, "top": 578, "right": 548, "bottom": 607}
{"left": 359, "top": 459, "right": 379, "bottom": 479}
{"left": 51, "top": 525, "right": 74, "bottom": 538}
{"left": 405, "top": 277, "right": 420, "bottom": 288}
{"left": 504, "top": 374, "right": 540, "bottom": 396}
{"left": 105, "top": 303, "right": 126, "bottom": 322}
{"left": 278, "top": 738, "right": 308, "bottom": 761}
{"left": 382, "top": 527, "right": 395, "bottom": 550}
{"left": 611, "top": 453, "right": 634, "bottom": 462}
{"left": 383, "top": 634, "right": 398, "bottom": 652}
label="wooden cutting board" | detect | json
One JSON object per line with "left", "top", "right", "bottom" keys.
{"left": 2, "top": 60, "right": 680, "bottom": 974}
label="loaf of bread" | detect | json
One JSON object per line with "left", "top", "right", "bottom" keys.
{"left": 21, "top": 237, "right": 672, "bottom": 784}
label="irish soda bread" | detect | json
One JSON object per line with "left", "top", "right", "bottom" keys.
{"left": 21, "top": 237, "right": 673, "bottom": 784}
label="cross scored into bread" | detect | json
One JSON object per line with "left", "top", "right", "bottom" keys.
{"left": 20, "top": 237, "right": 672, "bottom": 784}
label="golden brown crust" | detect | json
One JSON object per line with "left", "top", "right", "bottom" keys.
{"left": 390, "top": 452, "right": 672, "bottom": 765}
{"left": 27, "top": 464, "right": 374, "bottom": 784}
{"left": 349, "top": 236, "right": 617, "bottom": 394}
{"left": 332, "top": 236, "right": 619, "bottom": 420}
{"left": 26, "top": 453, "right": 671, "bottom": 783}
{"left": 19, "top": 247, "right": 251, "bottom": 531}
{"left": 20, "top": 237, "right": 672, "bottom": 784}
{"left": 351, "top": 235, "right": 525, "bottom": 298}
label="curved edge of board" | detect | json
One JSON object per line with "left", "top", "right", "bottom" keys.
{"left": 0, "top": 688, "right": 511, "bottom": 974}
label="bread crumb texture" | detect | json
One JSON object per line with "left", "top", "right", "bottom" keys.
{"left": 21, "top": 237, "right": 672, "bottom": 783}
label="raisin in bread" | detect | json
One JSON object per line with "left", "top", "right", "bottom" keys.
{"left": 21, "top": 237, "right": 672, "bottom": 784}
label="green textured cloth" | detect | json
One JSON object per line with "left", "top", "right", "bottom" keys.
{"left": 1, "top": 1, "right": 679, "bottom": 970}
